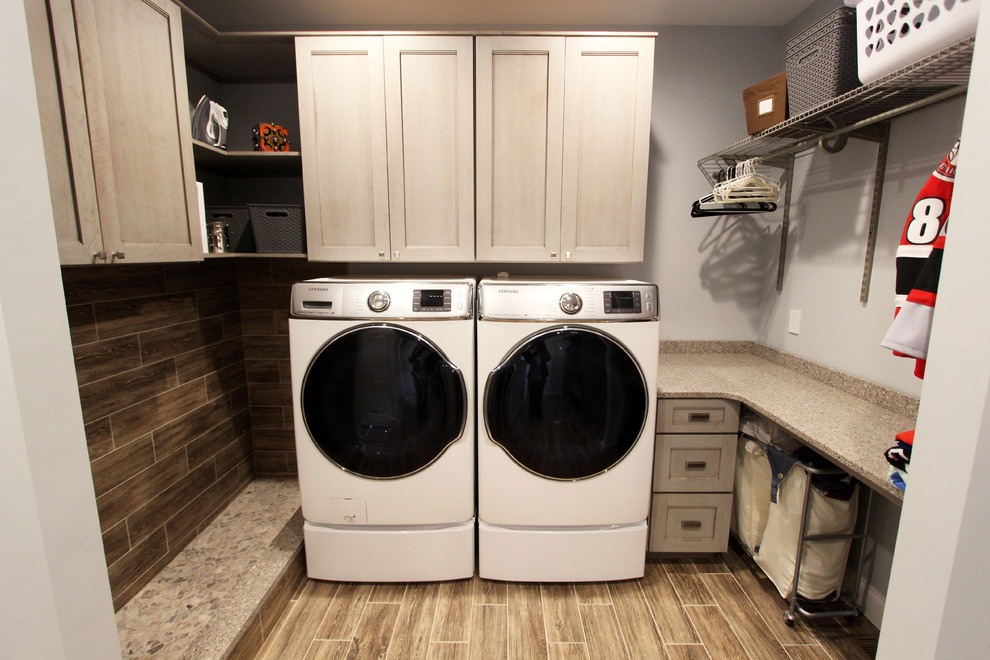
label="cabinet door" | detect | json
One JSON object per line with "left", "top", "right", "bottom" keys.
{"left": 73, "top": 0, "right": 202, "bottom": 263}
{"left": 296, "top": 36, "right": 390, "bottom": 261}
{"left": 560, "top": 37, "right": 654, "bottom": 263}
{"left": 384, "top": 36, "right": 474, "bottom": 262}
{"left": 475, "top": 36, "right": 564, "bottom": 262}
{"left": 29, "top": 0, "right": 103, "bottom": 265}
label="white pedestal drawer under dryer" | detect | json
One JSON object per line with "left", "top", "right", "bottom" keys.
{"left": 289, "top": 277, "right": 475, "bottom": 582}
{"left": 476, "top": 276, "right": 660, "bottom": 582}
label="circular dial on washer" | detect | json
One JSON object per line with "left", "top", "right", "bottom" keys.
{"left": 367, "top": 290, "right": 390, "bottom": 312}
{"left": 559, "top": 292, "right": 582, "bottom": 314}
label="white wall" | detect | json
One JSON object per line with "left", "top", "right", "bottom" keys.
{"left": 878, "top": 6, "right": 990, "bottom": 656}
{"left": 757, "top": 98, "right": 965, "bottom": 397}
{"left": 0, "top": 2, "right": 120, "bottom": 657}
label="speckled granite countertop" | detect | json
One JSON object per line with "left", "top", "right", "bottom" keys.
{"left": 116, "top": 477, "right": 302, "bottom": 659}
{"left": 657, "top": 342, "right": 918, "bottom": 504}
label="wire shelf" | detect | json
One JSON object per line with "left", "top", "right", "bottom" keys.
{"left": 698, "top": 37, "right": 975, "bottom": 184}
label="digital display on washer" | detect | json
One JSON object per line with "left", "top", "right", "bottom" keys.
{"left": 604, "top": 290, "right": 641, "bottom": 314}
{"left": 413, "top": 289, "right": 451, "bottom": 311}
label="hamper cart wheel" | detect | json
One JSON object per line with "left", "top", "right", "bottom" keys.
{"left": 785, "top": 614, "right": 796, "bottom": 627}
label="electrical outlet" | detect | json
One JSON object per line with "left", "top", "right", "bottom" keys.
{"left": 788, "top": 309, "right": 801, "bottom": 335}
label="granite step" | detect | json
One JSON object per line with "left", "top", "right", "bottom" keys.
{"left": 116, "top": 477, "right": 303, "bottom": 659}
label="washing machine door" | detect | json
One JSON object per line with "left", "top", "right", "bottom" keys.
{"left": 302, "top": 324, "right": 467, "bottom": 479}
{"left": 485, "top": 326, "right": 648, "bottom": 480}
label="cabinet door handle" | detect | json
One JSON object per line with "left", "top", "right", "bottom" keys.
{"left": 92, "top": 251, "right": 107, "bottom": 263}
{"left": 685, "top": 461, "right": 708, "bottom": 470}
{"left": 681, "top": 520, "right": 703, "bottom": 530}
{"left": 688, "top": 412, "right": 710, "bottom": 422}
{"left": 111, "top": 251, "right": 125, "bottom": 262}
{"left": 378, "top": 250, "right": 385, "bottom": 258}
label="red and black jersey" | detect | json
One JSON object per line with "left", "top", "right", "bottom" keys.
{"left": 881, "top": 140, "right": 958, "bottom": 379}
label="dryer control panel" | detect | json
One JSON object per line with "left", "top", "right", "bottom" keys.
{"left": 291, "top": 278, "right": 474, "bottom": 319}
{"left": 478, "top": 277, "right": 658, "bottom": 321}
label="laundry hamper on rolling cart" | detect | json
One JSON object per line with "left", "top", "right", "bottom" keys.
{"left": 754, "top": 445, "right": 871, "bottom": 626}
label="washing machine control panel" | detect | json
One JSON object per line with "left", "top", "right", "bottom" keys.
{"left": 291, "top": 278, "right": 473, "bottom": 319}
{"left": 603, "top": 290, "right": 642, "bottom": 314}
{"left": 478, "top": 278, "right": 658, "bottom": 321}
{"left": 412, "top": 288, "right": 452, "bottom": 312}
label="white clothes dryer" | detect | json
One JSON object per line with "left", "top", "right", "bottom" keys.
{"left": 289, "top": 277, "right": 475, "bottom": 582}
{"left": 477, "top": 276, "right": 659, "bottom": 582}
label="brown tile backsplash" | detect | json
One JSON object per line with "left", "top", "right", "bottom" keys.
{"left": 62, "top": 260, "right": 254, "bottom": 610}
{"left": 238, "top": 259, "right": 344, "bottom": 478}
{"left": 73, "top": 335, "right": 142, "bottom": 386}
{"left": 62, "top": 258, "right": 339, "bottom": 609}
{"left": 93, "top": 291, "right": 199, "bottom": 339}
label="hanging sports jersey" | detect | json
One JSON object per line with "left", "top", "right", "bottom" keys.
{"left": 881, "top": 140, "right": 959, "bottom": 379}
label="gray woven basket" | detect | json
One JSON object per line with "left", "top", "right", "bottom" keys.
{"left": 205, "top": 206, "right": 254, "bottom": 253}
{"left": 247, "top": 205, "right": 306, "bottom": 254}
{"left": 785, "top": 7, "right": 860, "bottom": 116}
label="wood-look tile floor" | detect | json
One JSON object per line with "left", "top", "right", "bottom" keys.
{"left": 255, "top": 544, "right": 878, "bottom": 660}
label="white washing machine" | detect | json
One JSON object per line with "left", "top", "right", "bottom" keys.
{"left": 477, "top": 276, "right": 659, "bottom": 582}
{"left": 289, "top": 277, "right": 475, "bottom": 582}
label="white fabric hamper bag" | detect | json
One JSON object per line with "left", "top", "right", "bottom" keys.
{"left": 732, "top": 438, "right": 772, "bottom": 553}
{"left": 731, "top": 412, "right": 802, "bottom": 554}
{"left": 755, "top": 468, "right": 858, "bottom": 600}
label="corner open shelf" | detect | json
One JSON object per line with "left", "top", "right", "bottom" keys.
{"left": 191, "top": 139, "right": 301, "bottom": 175}
{"left": 698, "top": 37, "right": 974, "bottom": 180}
{"left": 696, "top": 37, "right": 974, "bottom": 304}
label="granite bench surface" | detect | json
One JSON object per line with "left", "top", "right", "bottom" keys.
{"left": 657, "top": 345, "right": 918, "bottom": 504}
{"left": 116, "top": 477, "right": 302, "bottom": 659}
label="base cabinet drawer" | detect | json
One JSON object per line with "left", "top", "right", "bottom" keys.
{"left": 649, "top": 493, "right": 732, "bottom": 553}
{"left": 653, "top": 434, "right": 737, "bottom": 492}
{"left": 657, "top": 398, "right": 740, "bottom": 434}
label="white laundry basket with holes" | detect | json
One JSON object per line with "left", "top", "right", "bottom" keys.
{"left": 855, "top": 0, "right": 981, "bottom": 84}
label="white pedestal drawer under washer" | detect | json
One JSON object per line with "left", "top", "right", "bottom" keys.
{"left": 476, "top": 276, "right": 660, "bottom": 581}
{"left": 289, "top": 277, "right": 475, "bottom": 582}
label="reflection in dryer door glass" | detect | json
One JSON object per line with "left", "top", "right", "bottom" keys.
{"left": 485, "top": 328, "right": 648, "bottom": 480}
{"left": 302, "top": 325, "right": 466, "bottom": 478}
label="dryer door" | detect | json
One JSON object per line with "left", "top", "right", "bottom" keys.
{"left": 302, "top": 324, "right": 467, "bottom": 479}
{"left": 484, "top": 326, "right": 648, "bottom": 480}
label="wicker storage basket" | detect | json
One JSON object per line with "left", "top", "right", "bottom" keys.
{"left": 247, "top": 205, "right": 306, "bottom": 254}
{"left": 785, "top": 7, "right": 860, "bottom": 115}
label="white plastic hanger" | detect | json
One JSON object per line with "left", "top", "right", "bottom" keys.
{"left": 712, "top": 159, "right": 780, "bottom": 203}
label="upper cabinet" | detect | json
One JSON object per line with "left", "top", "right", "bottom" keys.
{"left": 476, "top": 36, "right": 654, "bottom": 262}
{"left": 37, "top": 0, "right": 203, "bottom": 264}
{"left": 296, "top": 35, "right": 474, "bottom": 262}
{"left": 475, "top": 37, "right": 565, "bottom": 262}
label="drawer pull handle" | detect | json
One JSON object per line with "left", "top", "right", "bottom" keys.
{"left": 685, "top": 461, "right": 708, "bottom": 470}
{"left": 681, "top": 520, "right": 703, "bottom": 530}
{"left": 688, "top": 412, "right": 710, "bottom": 422}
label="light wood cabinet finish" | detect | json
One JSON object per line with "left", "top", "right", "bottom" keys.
{"left": 653, "top": 433, "right": 738, "bottom": 492}
{"left": 657, "top": 398, "right": 741, "bottom": 434}
{"left": 385, "top": 36, "right": 475, "bottom": 262}
{"left": 296, "top": 35, "right": 474, "bottom": 262}
{"left": 44, "top": 0, "right": 202, "bottom": 264}
{"left": 651, "top": 398, "right": 739, "bottom": 553}
{"left": 26, "top": 0, "right": 101, "bottom": 264}
{"left": 475, "top": 36, "right": 564, "bottom": 262}
{"left": 561, "top": 37, "right": 654, "bottom": 263}
{"left": 295, "top": 36, "right": 390, "bottom": 262}
{"left": 476, "top": 35, "right": 654, "bottom": 263}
